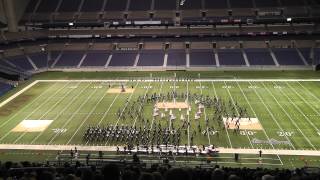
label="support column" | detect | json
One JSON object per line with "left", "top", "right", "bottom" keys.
{"left": 3, "top": 0, "right": 18, "bottom": 32}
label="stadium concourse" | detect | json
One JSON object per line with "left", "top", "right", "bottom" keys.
{"left": 0, "top": 0, "right": 320, "bottom": 178}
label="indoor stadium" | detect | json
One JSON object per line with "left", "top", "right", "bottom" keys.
{"left": 0, "top": 0, "right": 319, "bottom": 179}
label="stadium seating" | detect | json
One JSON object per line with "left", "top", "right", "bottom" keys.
{"left": 58, "top": 0, "right": 82, "bottom": 12}
{"left": 81, "top": 51, "right": 110, "bottom": 67}
{"left": 299, "top": 48, "right": 312, "bottom": 65}
{"left": 81, "top": 0, "right": 104, "bottom": 12}
{"left": 36, "top": 0, "right": 59, "bottom": 13}
{"left": 245, "top": 49, "right": 275, "bottom": 65}
{"left": 217, "top": 49, "right": 246, "bottom": 66}
{"left": 28, "top": 53, "right": 48, "bottom": 69}
{"left": 6, "top": 56, "right": 34, "bottom": 71}
{"left": 108, "top": 51, "right": 137, "bottom": 67}
{"left": 129, "top": 0, "right": 151, "bottom": 11}
{"left": 0, "top": 82, "right": 12, "bottom": 96}
{"left": 189, "top": 49, "right": 216, "bottom": 66}
{"left": 154, "top": 0, "right": 177, "bottom": 10}
{"left": 54, "top": 51, "right": 84, "bottom": 67}
{"left": 255, "top": 0, "right": 280, "bottom": 7}
{"left": 137, "top": 50, "right": 164, "bottom": 66}
{"left": 229, "top": 0, "right": 253, "bottom": 8}
{"left": 272, "top": 48, "right": 305, "bottom": 65}
{"left": 105, "top": 0, "right": 128, "bottom": 11}
{"left": 204, "top": 0, "right": 228, "bottom": 9}
{"left": 315, "top": 48, "right": 320, "bottom": 65}
{"left": 167, "top": 50, "right": 186, "bottom": 66}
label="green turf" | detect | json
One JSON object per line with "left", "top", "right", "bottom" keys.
{"left": 1, "top": 71, "right": 320, "bottom": 168}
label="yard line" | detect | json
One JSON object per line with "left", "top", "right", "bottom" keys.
{"left": 297, "top": 81, "right": 320, "bottom": 102}
{"left": 47, "top": 82, "right": 102, "bottom": 145}
{"left": 247, "top": 81, "right": 296, "bottom": 150}
{"left": 211, "top": 82, "right": 233, "bottom": 148}
{"left": 283, "top": 82, "right": 320, "bottom": 133}
{"left": 30, "top": 83, "right": 93, "bottom": 144}
{"left": 104, "top": 82, "right": 140, "bottom": 145}
{"left": 149, "top": 81, "right": 164, "bottom": 132}
{"left": 66, "top": 83, "right": 113, "bottom": 145}
{"left": 96, "top": 82, "right": 125, "bottom": 126}
{"left": 0, "top": 82, "right": 58, "bottom": 129}
{"left": 187, "top": 81, "right": 190, "bottom": 147}
{"left": 235, "top": 81, "right": 285, "bottom": 164}
{"left": 198, "top": 81, "right": 211, "bottom": 145}
{"left": 131, "top": 81, "right": 152, "bottom": 128}
{"left": 112, "top": 82, "right": 139, "bottom": 128}
{"left": 31, "top": 82, "right": 92, "bottom": 144}
{"left": 223, "top": 81, "right": 254, "bottom": 148}
{"left": 13, "top": 82, "right": 81, "bottom": 144}
{"left": 0, "top": 82, "right": 70, "bottom": 142}
{"left": 261, "top": 82, "right": 316, "bottom": 150}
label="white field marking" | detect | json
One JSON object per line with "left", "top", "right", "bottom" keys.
{"left": 112, "top": 82, "right": 139, "bottom": 127}
{"left": 297, "top": 81, "right": 320, "bottom": 102}
{"left": 198, "top": 81, "right": 211, "bottom": 145}
{"left": 104, "top": 82, "right": 140, "bottom": 145}
{"left": 47, "top": 82, "right": 103, "bottom": 145}
{"left": 1, "top": 144, "right": 320, "bottom": 157}
{"left": 284, "top": 82, "right": 320, "bottom": 132}
{"left": 235, "top": 81, "right": 284, "bottom": 164}
{"left": 84, "top": 85, "right": 122, "bottom": 145}
{"left": 211, "top": 82, "right": 233, "bottom": 148}
{"left": 0, "top": 82, "right": 69, "bottom": 142}
{"left": 0, "top": 82, "right": 57, "bottom": 129}
{"left": 261, "top": 82, "right": 316, "bottom": 150}
{"left": 187, "top": 81, "right": 190, "bottom": 147}
{"left": 35, "top": 79, "right": 320, "bottom": 83}
{"left": 149, "top": 81, "right": 164, "bottom": 133}
{"left": 0, "top": 80, "right": 39, "bottom": 109}
{"left": 96, "top": 82, "right": 124, "bottom": 125}
{"left": 32, "top": 83, "right": 93, "bottom": 144}
{"left": 13, "top": 82, "right": 80, "bottom": 144}
{"left": 223, "top": 81, "right": 254, "bottom": 148}
{"left": 248, "top": 81, "right": 296, "bottom": 150}
{"left": 67, "top": 83, "right": 112, "bottom": 144}
{"left": 132, "top": 81, "right": 152, "bottom": 128}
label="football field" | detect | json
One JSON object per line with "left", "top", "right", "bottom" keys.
{"left": 0, "top": 78, "right": 320, "bottom": 167}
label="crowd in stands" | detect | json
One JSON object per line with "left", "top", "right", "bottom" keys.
{"left": 1, "top": 158, "right": 319, "bottom": 180}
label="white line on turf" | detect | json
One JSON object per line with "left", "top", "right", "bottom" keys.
{"left": 96, "top": 82, "right": 124, "bottom": 126}
{"left": 1, "top": 144, "right": 319, "bottom": 156}
{"left": 30, "top": 82, "right": 92, "bottom": 144}
{"left": 235, "top": 81, "right": 284, "bottom": 165}
{"left": 47, "top": 82, "right": 103, "bottom": 145}
{"left": 148, "top": 81, "right": 163, "bottom": 132}
{"left": 0, "top": 82, "right": 69, "bottom": 142}
{"left": 66, "top": 82, "right": 113, "bottom": 145}
{"left": 283, "top": 82, "right": 320, "bottom": 133}
{"left": 211, "top": 82, "right": 233, "bottom": 148}
{"left": 13, "top": 82, "right": 81, "bottom": 144}
{"left": 297, "top": 81, "right": 320, "bottom": 102}
{"left": 198, "top": 81, "right": 211, "bottom": 145}
{"left": 131, "top": 81, "right": 152, "bottom": 128}
{"left": 187, "top": 81, "right": 190, "bottom": 147}
{"left": 223, "top": 81, "right": 254, "bottom": 149}
{"left": 261, "top": 82, "right": 316, "bottom": 150}
{"left": 104, "top": 82, "right": 140, "bottom": 146}
{"left": 0, "top": 82, "right": 57, "bottom": 129}
{"left": 247, "top": 81, "right": 296, "bottom": 150}
{"left": 0, "top": 80, "right": 39, "bottom": 108}
{"left": 111, "top": 82, "right": 140, "bottom": 128}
